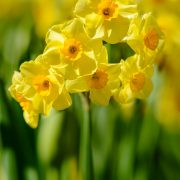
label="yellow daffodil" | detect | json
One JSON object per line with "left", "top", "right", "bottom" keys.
{"left": 74, "top": 0, "right": 137, "bottom": 44}
{"left": 66, "top": 45, "right": 121, "bottom": 105}
{"left": 114, "top": 55, "right": 154, "bottom": 104}
{"left": 66, "top": 45, "right": 120, "bottom": 105}
{"left": 43, "top": 18, "right": 104, "bottom": 80}
{"left": 66, "top": 62, "right": 121, "bottom": 105}
{"left": 9, "top": 56, "right": 72, "bottom": 128}
{"left": 20, "top": 58, "right": 72, "bottom": 113}
{"left": 126, "top": 13, "right": 164, "bottom": 64}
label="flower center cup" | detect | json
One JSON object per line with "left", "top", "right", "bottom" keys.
{"left": 144, "top": 28, "right": 159, "bottom": 50}
{"left": 89, "top": 69, "right": 108, "bottom": 89}
{"left": 130, "top": 72, "right": 146, "bottom": 92}
{"left": 61, "top": 39, "right": 82, "bottom": 61}
{"left": 33, "top": 76, "right": 51, "bottom": 96}
{"left": 98, "top": 0, "right": 119, "bottom": 20}
{"left": 42, "top": 80, "right": 50, "bottom": 89}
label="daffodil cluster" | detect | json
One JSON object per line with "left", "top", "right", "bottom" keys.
{"left": 9, "top": 0, "right": 164, "bottom": 128}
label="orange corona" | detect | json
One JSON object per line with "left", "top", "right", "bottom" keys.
{"left": 33, "top": 75, "right": 51, "bottom": 96}
{"left": 98, "top": 0, "right": 119, "bottom": 20}
{"left": 130, "top": 72, "right": 146, "bottom": 92}
{"left": 61, "top": 38, "right": 83, "bottom": 60}
{"left": 89, "top": 69, "right": 108, "bottom": 89}
{"left": 144, "top": 28, "right": 159, "bottom": 50}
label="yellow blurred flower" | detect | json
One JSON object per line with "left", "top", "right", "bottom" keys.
{"left": 138, "top": 0, "right": 180, "bottom": 15}
{"left": 32, "top": 0, "right": 78, "bottom": 37}
{"left": 156, "top": 81, "right": 180, "bottom": 130}
{"left": 152, "top": 9, "right": 180, "bottom": 130}
{"left": 156, "top": 12, "right": 180, "bottom": 76}
{"left": 114, "top": 55, "right": 154, "bottom": 104}
{"left": 43, "top": 18, "right": 104, "bottom": 79}
{"left": 74, "top": 0, "right": 137, "bottom": 44}
{"left": 32, "top": 0, "right": 59, "bottom": 37}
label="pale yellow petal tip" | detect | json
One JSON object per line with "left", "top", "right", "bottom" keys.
{"left": 23, "top": 111, "right": 39, "bottom": 128}
{"left": 53, "top": 90, "right": 72, "bottom": 111}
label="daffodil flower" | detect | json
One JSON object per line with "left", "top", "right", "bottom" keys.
{"left": 74, "top": 0, "right": 137, "bottom": 44}
{"left": 43, "top": 18, "right": 105, "bottom": 80}
{"left": 20, "top": 59, "right": 72, "bottom": 113}
{"left": 114, "top": 55, "right": 154, "bottom": 104}
{"left": 126, "top": 13, "right": 164, "bottom": 64}
{"left": 66, "top": 63, "right": 121, "bottom": 105}
{"left": 9, "top": 56, "right": 72, "bottom": 128}
{"left": 66, "top": 45, "right": 121, "bottom": 105}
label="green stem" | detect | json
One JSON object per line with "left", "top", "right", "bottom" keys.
{"left": 76, "top": 94, "right": 93, "bottom": 180}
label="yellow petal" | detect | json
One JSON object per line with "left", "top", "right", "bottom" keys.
{"left": 104, "top": 16, "right": 130, "bottom": 44}
{"left": 46, "top": 24, "right": 64, "bottom": 44}
{"left": 118, "top": 3, "right": 137, "bottom": 18}
{"left": 53, "top": 88, "right": 72, "bottom": 110}
{"left": 20, "top": 60, "right": 47, "bottom": 79}
{"left": 31, "top": 93, "right": 54, "bottom": 116}
{"left": 66, "top": 76, "right": 90, "bottom": 93}
{"left": 23, "top": 110, "right": 39, "bottom": 128}
{"left": 96, "top": 46, "right": 108, "bottom": 64}
{"left": 74, "top": 0, "right": 93, "bottom": 17}
{"left": 113, "top": 86, "right": 134, "bottom": 104}
{"left": 85, "top": 13, "right": 104, "bottom": 39}
{"left": 43, "top": 49, "right": 61, "bottom": 65}
{"left": 75, "top": 54, "right": 97, "bottom": 76}
{"left": 138, "top": 78, "right": 153, "bottom": 99}
{"left": 90, "top": 87, "right": 112, "bottom": 105}
{"left": 62, "top": 18, "right": 91, "bottom": 44}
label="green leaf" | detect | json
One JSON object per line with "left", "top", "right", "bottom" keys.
{"left": 1, "top": 149, "right": 18, "bottom": 180}
{"left": 37, "top": 109, "right": 64, "bottom": 165}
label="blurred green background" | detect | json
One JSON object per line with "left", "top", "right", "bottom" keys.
{"left": 0, "top": 0, "right": 180, "bottom": 180}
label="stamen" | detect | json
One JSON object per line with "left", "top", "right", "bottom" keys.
{"left": 69, "top": 46, "right": 77, "bottom": 54}
{"left": 103, "top": 8, "right": 110, "bottom": 16}
{"left": 42, "top": 80, "right": 50, "bottom": 89}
